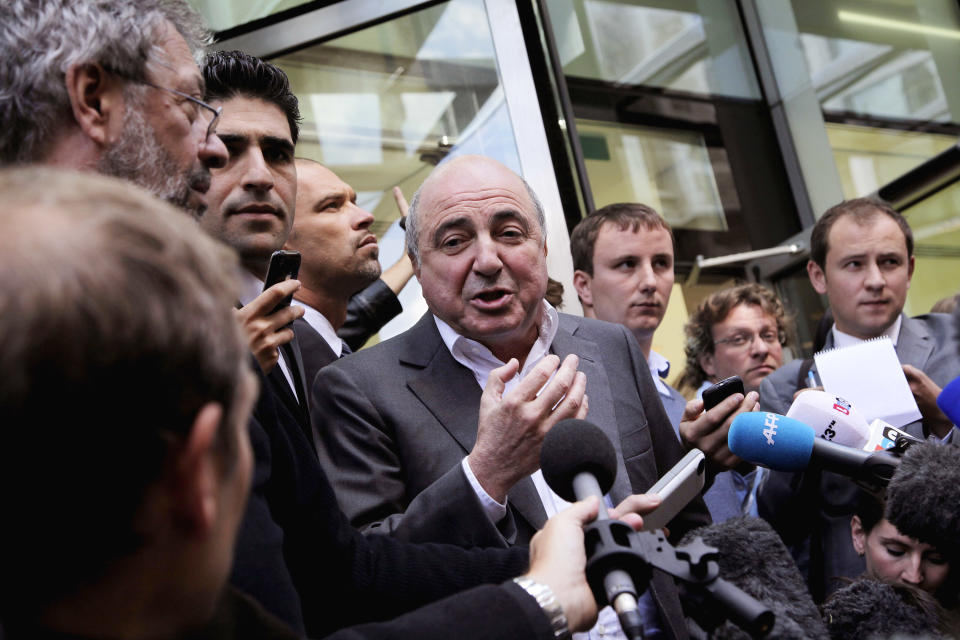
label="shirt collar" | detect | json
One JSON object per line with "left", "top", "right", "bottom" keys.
{"left": 434, "top": 300, "right": 560, "bottom": 390}
{"left": 293, "top": 300, "right": 343, "bottom": 357}
{"left": 237, "top": 269, "right": 264, "bottom": 307}
{"left": 830, "top": 314, "right": 902, "bottom": 350}
{"left": 647, "top": 350, "right": 672, "bottom": 398}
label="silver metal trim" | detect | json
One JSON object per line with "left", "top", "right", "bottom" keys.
{"left": 484, "top": 0, "right": 581, "bottom": 313}
{"left": 214, "top": 0, "right": 429, "bottom": 57}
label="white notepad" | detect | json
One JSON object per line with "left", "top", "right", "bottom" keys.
{"left": 814, "top": 337, "right": 921, "bottom": 427}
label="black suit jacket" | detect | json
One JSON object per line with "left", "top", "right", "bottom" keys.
{"left": 229, "top": 360, "right": 531, "bottom": 639}
{"left": 266, "top": 331, "right": 311, "bottom": 433}
{"left": 313, "top": 312, "right": 711, "bottom": 639}
{"left": 293, "top": 317, "right": 339, "bottom": 398}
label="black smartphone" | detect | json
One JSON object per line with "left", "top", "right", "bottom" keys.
{"left": 702, "top": 375, "right": 744, "bottom": 411}
{"left": 262, "top": 250, "right": 301, "bottom": 315}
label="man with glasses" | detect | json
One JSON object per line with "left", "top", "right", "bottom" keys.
{"left": 0, "top": 0, "right": 227, "bottom": 215}
{"left": 677, "top": 284, "right": 790, "bottom": 399}
{"left": 675, "top": 283, "right": 791, "bottom": 522}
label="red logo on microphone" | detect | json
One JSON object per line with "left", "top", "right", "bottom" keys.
{"left": 832, "top": 396, "right": 852, "bottom": 415}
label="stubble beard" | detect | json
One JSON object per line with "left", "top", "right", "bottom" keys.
{"left": 98, "top": 101, "right": 206, "bottom": 217}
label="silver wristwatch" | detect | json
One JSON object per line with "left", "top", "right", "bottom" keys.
{"left": 512, "top": 576, "right": 572, "bottom": 640}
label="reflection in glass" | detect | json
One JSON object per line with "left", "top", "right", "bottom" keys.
{"left": 188, "top": 0, "right": 313, "bottom": 32}
{"left": 827, "top": 122, "right": 955, "bottom": 197}
{"left": 274, "top": 0, "right": 520, "bottom": 237}
{"left": 548, "top": 0, "right": 759, "bottom": 99}
{"left": 270, "top": 0, "right": 522, "bottom": 340}
{"left": 547, "top": 0, "right": 773, "bottom": 259}
{"left": 902, "top": 181, "right": 960, "bottom": 315}
{"left": 789, "top": 0, "right": 960, "bottom": 177}
{"left": 578, "top": 119, "right": 727, "bottom": 231}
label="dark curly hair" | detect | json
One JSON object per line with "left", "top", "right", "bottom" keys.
{"left": 678, "top": 283, "right": 793, "bottom": 391}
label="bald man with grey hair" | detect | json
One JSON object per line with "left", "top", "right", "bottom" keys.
{"left": 314, "top": 154, "right": 712, "bottom": 640}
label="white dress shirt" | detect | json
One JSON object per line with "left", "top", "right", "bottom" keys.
{"left": 238, "top": 270, "right": 298, "bottom": 400}
{"left": 647, "top": 350, "right": 673, "bottom": 399}
{"left": 434, "top": 301, "right": 657, "bottom": 640}
{"left": 293, "top": 299, "right": 345, "bottom": 357}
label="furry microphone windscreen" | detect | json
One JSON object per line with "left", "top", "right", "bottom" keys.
{"left": 821, "top": 579, "right": 946, "bottom": 639}
{"left": 885, "top": 442, "right": 960, "bottom": 554}
{"left": 679, "top": 516, "right": 827, "bottom": 640}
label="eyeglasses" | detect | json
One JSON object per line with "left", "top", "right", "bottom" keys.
{"left": 713, "top": 329, "right": 786, "bottom": 350}
{"left": 142, "top": 81, "right": 222, "bottom": 140}
{"left": 105, "top": 67, "right": 221, "bottom": 140}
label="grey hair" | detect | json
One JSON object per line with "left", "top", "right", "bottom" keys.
{"left": 405, "top": 167, "right": 547, "bottom": 264}
{"left": 0, "top": 0, "right": 210, "bottom": 164}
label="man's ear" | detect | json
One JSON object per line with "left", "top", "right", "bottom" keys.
{"left": 807, "top": 259, "right": 828, "bottom": 295}
{"left": 172, "top": 402, "right": 224, "bottom": 536}
{"left": 64, "top": 62, "right": 126, "bottom": 147}
{"left": 572, "top": 270, "right": 593, "bottom": 307}
{"left": 906, "top": 254, "right": 915, "bottom": 287}
{"left": 408, "top": 250, "right": 421, "bottom": 280}
{"left": 699, "top": 351, "right": 716, "bottom": 379}
{"left": 850, "top": 515, "right": 866, "bottom": 555}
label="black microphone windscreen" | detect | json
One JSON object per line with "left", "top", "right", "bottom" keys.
{"left": 886, "top": 442, "right": 960, "bottom": 553}
{"left": 540, "top": 418, "right": 617, "bottom": 503}
{"left": 821, "top": 579, "right": 946, "bottom": 639}
{"left": 679, "top": 517, "right": 827, "bottom": 640}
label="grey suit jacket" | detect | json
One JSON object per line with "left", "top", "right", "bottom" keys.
{"left": 312, "top": 311, "right": 710, "bottom": 640}
{"left": 757, "top": 313, "right": 960, "bottom": 599}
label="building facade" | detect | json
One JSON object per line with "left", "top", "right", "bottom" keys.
{"left": 198, "top": 0, "right": 960, "bottom": 374}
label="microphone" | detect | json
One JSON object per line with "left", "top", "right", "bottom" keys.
{"left": 728, "top": 412, "right": 900, "bottom": 492}
{"left": 885, "top": 441, "right": 960, "bottom": 553}
{"left": 540, "top": 418, "right": 644, "bottom": 640}
{"left": 936, "top": 374, "right": 960, "bottom": 426}
{"left": 679, "top": 517, "right": 825, "bottom": 640}
{"left": 786, "top": 391, "right": 870, "bottom": 448}
{"left": 785, "top": 392, "right": 921, "bottom": 452}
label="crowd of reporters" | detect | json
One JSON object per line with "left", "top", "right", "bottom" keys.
{"left": 0, "top": 1, "right": 958, "bottom": 639}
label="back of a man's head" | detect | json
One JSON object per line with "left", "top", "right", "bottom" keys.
{"left": 0, "top": 167, "right": 246, "bottom": 619}
{"left": 0, "top": 0, "right": 208, "bottom": 165}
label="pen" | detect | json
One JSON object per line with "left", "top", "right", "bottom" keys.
{"left": 807, "top": 370, "right": 819, "bottom": 389}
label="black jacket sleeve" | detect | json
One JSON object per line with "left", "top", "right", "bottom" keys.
{"left": 338, "top": 280, "right": 403, "bottom": 352}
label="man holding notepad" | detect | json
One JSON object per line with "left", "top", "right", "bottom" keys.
{"left": 755, "top": 197, "right": 960, "bottom": 601}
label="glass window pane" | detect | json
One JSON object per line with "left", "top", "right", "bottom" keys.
{"left": 189, "top": 0, "right": 314, "bottom": 32}
{"left": 827, "top": 122, "right": 956, "bottom": 197}
{"left": 548, "top": 0, "right": 797, "bottom": 266}
{"left": 902, "top": 181, "right": 960, "bottom": 315}
{"left": 791, "top": 0, "right": 960, "bottom": 175}
{"left": 549, "top": 0, "right": 760, "bottom": 100}
{"left": 271, "top": 0, "right": 523, "bottom": 340}
{"left": 578, "top": 119, "right": 728, "bottom": 231}
{"left": 275, "top": 0, "right": 519, "bottom": 236}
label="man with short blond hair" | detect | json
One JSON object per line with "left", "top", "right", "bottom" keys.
{"left": 570, "top": 203, "right": 684, "bottom": 426}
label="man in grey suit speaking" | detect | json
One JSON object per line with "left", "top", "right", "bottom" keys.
{"left": 313, "top": 155, "right": 722, "bottom": 640}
